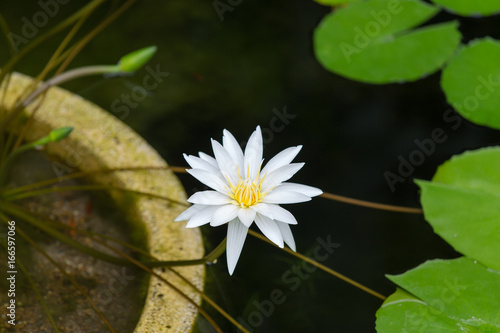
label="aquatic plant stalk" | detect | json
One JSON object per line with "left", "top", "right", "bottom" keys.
{"left": 2, "top": 166, "right": 187, "bottom": 198}
{"left": 9, "top": 12, "right": 93, "bottom": 154}
{"left": 0, "top": 127, "right": 73, "bottom": 186}
{"left": 0, "top": 219, "right": 61, "bottom": 332}
{"left": 2, "top": 165, "right": 423, "bottom": 215}
{"left": 1, "top": 201, "right": 130, "bottom": 265}
{"left": 56, "top": 0, "right": 139, "bottom": 75}
{"left": 0, "top": 14, "right": 15, "bottom": 57}
{"left": 90, "top": 235, "right": 225, "bottom": 333}
{"left": 4, "top": 184, "right": 188, "bottom": 207}
{"left": 22, "top": 65, "right": 120, "bottom": 107}
{"left": 0, "top": 0, "right": 130, "bottom": 134}
{"left": 11, "top": 222, "right": 116, "bottom": 332}
{"left": 248, "top": 229, "right": 387, "bottom": 301}
{"left": 3, "top": 202, "right": 229, "bottom": 269}
{"left": 0, "top": 0, "right": 108, "bottom": 84}
{"left": 169, "top": 267, "right": 251, "bottom": 333}
{"left": 90, "top": 232, "right": 246, "bottom": 332}
{"left": 320, "top": 192, "right": 423, "bottom": 214}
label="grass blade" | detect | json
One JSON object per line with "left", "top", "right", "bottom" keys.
{"left": 4, "top": 184, "right": 189, "bottom": 207}
{"left": 0, "top": 216, "right": 116, "bottom": 332}
{"left": 248, "top": 229, "right": 387, "bottom": 301}
{"left": 0, "top": 214, "right": 61, "bottom": 332}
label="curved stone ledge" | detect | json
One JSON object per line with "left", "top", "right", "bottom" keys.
{"left": 1, "top": 72, "right": 204, "bottom": 332}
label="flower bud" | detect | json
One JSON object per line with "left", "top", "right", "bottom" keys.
{"left": 118, "top": 46, "right": 157, "bottom": 73}
{"left": 34, "top": 126, "right": 74, "bottom": 146}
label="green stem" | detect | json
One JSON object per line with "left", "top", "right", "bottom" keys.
{"left": 7, "top": 215, "right": 218, "bottom": 332}
{"left": 0, "top": 139, "right": 41, "bottom": 186}
{"left": 16, "top": 258, "right": 61, "bottom": 332}
{"left": 22, "top": 65, "right": 121, "bottom": 107}
{"left": 35, "top": 11, "right": 91, "bottom": 84}
{"left": 6, "top": 220, "right": 116, "bottom": 332}
{"left": 248, "top": 229, "right": 387, "bottom": 301}
{"left": 84, "top": 226, "right": 227, "bottom": 267}
{"left": 55, "top": 0, "right": 139, "bottom": 74}
{"left": 4, "top": 184, "right": 189, "bottom": 207}
{"left": 168, "top": 266, "right": 251, "bottom": 333}
{"left": 204, "top": 237, "right": 227, "bottom": 263}
{"left": 90, "top": 235, "right": 224, "bottom": 333}
{"left": 0, "top": 13, "right": 15, "bottom": 56}
{"left": 0, "top": 126, "right": 73, "bottom": 187}
{"left": 320, "top": 192, "right": 422, "bottom": 214}
{"left": 0, "top": 0, "right": 108, "bottom": 86}
{"left": 0, "top": 72, "right": 13, "bottom": 165}
{"left": 2, "top": 166, "right": 182, "bottom": 198}
{"left": 10, "top": 14, "right": 92, "bottom": 154}
{"left": 78, "top": 226, "right": 237, "bottom": 330}
{"left": 0, "top": 216, "right": 61, "bottom": 332}
{"left": 0, "top": 72, "right": 12, "bottom": 119}
{"left": 2, "top": 201, "right": 128, "bottom": 265}
{"left": 2, "top": 202, "right": 227, "bottom": 268}
{"left": 0, "top": 0, "right": 108, "bottom": 133}
{"left": 149, "top": 237, "right": 227, "bottom": 267}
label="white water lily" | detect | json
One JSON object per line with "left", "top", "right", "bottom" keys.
{"left": 175, "top": 126, "right": 322, "bottom": 275}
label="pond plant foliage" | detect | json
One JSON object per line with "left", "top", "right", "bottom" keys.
{"left": 313, "top": 0, "right": 500, "bottom": 331}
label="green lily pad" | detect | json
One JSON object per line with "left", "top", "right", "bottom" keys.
{"left": 441, "top": 38, "right": 500, "bottom": 130}
{"left": 376, "top": 257, "right": 500, "bottom": 332}
{"left": 430, "top": 0, "right": 500, "bottom": 17}
{"left": 313, "top": 0, "right": 461, "bottom": 84}
{"left": 415, "top": 147, "right": 500, "bottom": 271}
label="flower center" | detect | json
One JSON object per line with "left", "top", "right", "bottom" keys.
{"left": 234, "top": 179, "right": 260, "bottom": 207}
{"left": 227, "top": 167, "right": 267, "bottom": 208}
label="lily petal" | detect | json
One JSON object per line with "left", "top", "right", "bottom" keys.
{"left": 261, "top": 145, "right": 302, "bottom": 176}
{"left": 276, "top": 222, "right": 296, "bottom": 251}
{"left": 212, "top": 139, "right": 239, "bottom": 185}
{"left": 262, "top": 191, "right": 311, "bottom": 204}
{"left": 185, "top": 205, "right": 223, "bottom": 228}
{"left": 223, "top": 129, "right": 244, "bottom": 169}
{"left": 177, "top": 127, "right": 321, "bottom": 275}
{"left": 198, "top": 152, "right": 218, "bottom": 168}
{"left": 251, "top": 203, "right": 297, "bottom": 224}
{"left": 186, "top": 168, "right": 228, "bottom": 194}
{"left": 184, "top": 154, "right": 220, "bottom": 173}
{"left": 261, "top": 163, "right": 304, "bottom": 193}
{"left": 237, "top": 207, "right": 256, "bottom": 227}
{"left": 255, "top": 214, "right": 284, "bottom": 248}
{"left": 188, "top": 191, "right": 230, "bottom": 205}
{"left": 210, "top": 204, "right": 240, "bottom": 226}
{"left": 174, "top": 204, "right": 205, "bottom": 222}
{"left": 274, "top": 183, "right": 323, "bottom": 197}
{"left": 243, "top": 126, "right": 263, "bottom": 180}
{"left": 226, "top": 219, "right": 248, "bottom": 275}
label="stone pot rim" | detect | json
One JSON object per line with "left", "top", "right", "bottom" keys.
{"left": 1, "top": 72, "right": 204, "bottom": 332}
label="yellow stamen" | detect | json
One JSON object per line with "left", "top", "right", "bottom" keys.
{"left": 227, "top": 166, "right": 267, "bottom": 208}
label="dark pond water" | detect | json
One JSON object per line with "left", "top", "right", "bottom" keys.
{"left": 2, "top": 1, "right": 500, "bottom": 332}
